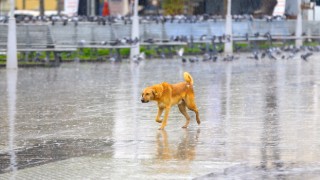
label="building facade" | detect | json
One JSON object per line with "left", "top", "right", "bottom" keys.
{"left": 16, "top": 0, "right": 57, "bottom": 11}
{"left": 0, "top": 0, "right": 9, "bottom": 15}
{"left": 0, "top": 0, "right": 319, "bottom": 18}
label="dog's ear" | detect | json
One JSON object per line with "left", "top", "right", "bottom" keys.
{"left": 152, "top": 84, "right": 164, "bottom": 98}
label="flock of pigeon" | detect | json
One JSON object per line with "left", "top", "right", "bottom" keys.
{"left": 91, "top": 33, "right": 232, "bottom": 47}
{"left": 0, "top": 13, "right": 317, "bottom": 64}
{"left": 110, "top": 43, "right": 318, "bottom": 64}
{"left": 0, "top": 14, "right": 287, "bottom": 25}
{"left": 177, "top": 45, "right": 319, "bottom": 64}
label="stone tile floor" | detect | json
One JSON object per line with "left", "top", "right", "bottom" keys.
{"left": 1, "top": 55, "right": 320, "bottom": 179}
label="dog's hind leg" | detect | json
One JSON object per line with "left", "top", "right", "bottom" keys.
{"left": 185, "top": 96, "right": 200, "bottom": 125}
{"left": 156, "top": 107, "right": 164, "bottom": 123}
{"left": 178, "top": 101, "right": 191, "bottom": 128}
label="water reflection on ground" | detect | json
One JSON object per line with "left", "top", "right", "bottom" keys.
{"left": 0, "top": 55, "right": 320, "bottom": 179}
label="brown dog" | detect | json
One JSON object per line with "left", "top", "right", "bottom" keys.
{"left": 141, "top": 72, "right": 200, "bottom": 130}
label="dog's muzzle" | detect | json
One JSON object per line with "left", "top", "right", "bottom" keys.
{"left": 141, "top": 99, "right": 149, "bottom": 103}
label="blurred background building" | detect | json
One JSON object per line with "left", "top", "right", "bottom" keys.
{"left": 15, "top": 0, "right": 57, "bottom": 11}
{"left": 0, "top": 0, "right": 10, "bottom": 15}
{"left": 0, "top": 0, "right": 319, "bottom": 20}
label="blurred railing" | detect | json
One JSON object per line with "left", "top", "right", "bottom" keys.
{"left": 0, "top": 24, "right": 54, "bottom": 50}
{"left": 1, "top": 20, "right": 320, "bottom": 51}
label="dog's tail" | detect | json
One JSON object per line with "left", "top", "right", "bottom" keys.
{"left": 183, "top": 72, "right": 193, "bottom": 85}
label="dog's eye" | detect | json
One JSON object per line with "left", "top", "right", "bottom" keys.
{"left": 146, "top": 93, "right": 149, "bottom": 96}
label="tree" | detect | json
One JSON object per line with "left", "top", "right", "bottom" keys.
{"left": 162, "top": 0, "right": 184, "bottom": 15}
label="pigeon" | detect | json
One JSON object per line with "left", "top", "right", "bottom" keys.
{"left": 301, "top": 52, "right": 313, "bottom": 61}
{"left": 177, "top": 48, "right": 184, "bottom": 57}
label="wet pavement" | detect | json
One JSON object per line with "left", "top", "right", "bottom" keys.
{"left": 1, "top": 55, "right": 320, "bottom": 179}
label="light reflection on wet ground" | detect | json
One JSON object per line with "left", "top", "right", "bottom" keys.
{"left": 1, "top": 55, "right": 320, "bottom": 179}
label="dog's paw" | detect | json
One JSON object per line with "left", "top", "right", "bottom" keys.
{"left": 158, "top": 127, "right": 165, "bottom": 130}
{"left": 156, "top": 119, "right": 163, "bottom": 123}
{"left": 182, "top": 125, "right": 188, "bottom": 128}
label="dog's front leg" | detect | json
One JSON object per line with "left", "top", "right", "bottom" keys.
{"left": 159, "top": 107, "right": 170, "bottom": 130}
{"left": 156, "top": 107, "right": 164, "bottom": 123}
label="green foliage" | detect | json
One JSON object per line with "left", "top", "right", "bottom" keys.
{"left": 304, "top": 41, "right": 318, "bottom": 46}
{"left": 140, "top": 46, "right": 147, "bottom": 52}
{"left": 143, "top": 48, "right": 157, "bottom": 57}
{"left": 162, "top": 48, "right": 171, "bottom": 54}
{"left": 120, "top": 48, "right": 130, "bottom": 57}
{"left": 2, "top": 39, "right": 320, "bottom": 66}
{"left": 184, "top": 46, "right": 202, "bottom": 54}
{"left": 60, "top": 52, "right": 75, "bottom": 60}
{"left": 235, "top": 43, "right": 248, "bottom": 49}
{"left": 190, "top": 48, "right": 202, "bottom": 54}
{"left": 17, "top": 61, "right": 45, "bottom": 65}
{"left": 138, "top": 47, "right": 158, "bottom": 57}
{"left": 258, "top": 42, "right": 283, "bottom": 49}
{"left": 0, "top": 54, "right": 6, "bottom": 60}
{"left": 162, "top": 0, "right": 185, "bottom": 15}
{"left": 97, "top": 49, "right": 110, "bottom": 56}
{"left": 82, "top": 48, "right": 91, "bottom": 56}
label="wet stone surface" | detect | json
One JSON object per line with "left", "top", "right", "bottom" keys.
{"left": 1, "top": 55, "right": 320, "bottom": 179}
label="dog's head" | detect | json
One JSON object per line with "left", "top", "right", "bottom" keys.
{"left": 141, "top": 84, "right": 164, "bottom": 103}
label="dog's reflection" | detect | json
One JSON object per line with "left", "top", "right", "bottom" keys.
{"left": 156, "top": 129, "right": 200, "bottom": 160}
